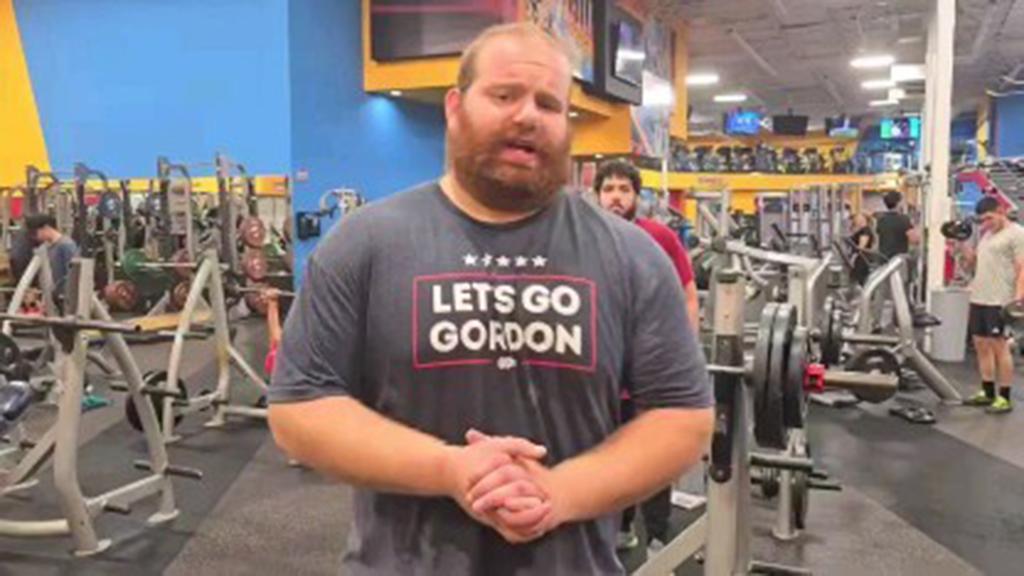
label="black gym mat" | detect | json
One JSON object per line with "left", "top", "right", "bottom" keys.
{"left": 807, "top": 406, "right": 1024, "bottom": 575}
{"left": 0, "top": 413, "right": 268, "bottom": 575}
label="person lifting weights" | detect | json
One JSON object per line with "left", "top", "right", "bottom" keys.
{"left": 961, "top": 196, "right": 1024, "bottom": 414}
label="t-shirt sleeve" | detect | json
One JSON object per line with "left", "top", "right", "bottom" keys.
{"left": 623, "top": 232, "right": 712, "bottom": 411}
{"left": 269, "top": 229, "right": 369, "bottom": 403}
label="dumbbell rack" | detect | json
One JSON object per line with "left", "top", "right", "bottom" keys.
{"left": 0, "top": 258, "right": 200, "bottom": 556}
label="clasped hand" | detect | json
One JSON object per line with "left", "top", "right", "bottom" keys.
{"left": 445, "top": 429, "right": 563, "bottom": 544}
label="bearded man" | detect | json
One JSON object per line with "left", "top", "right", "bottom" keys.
{"left": 268, "top": 23, "right": 713, "bottom": 575}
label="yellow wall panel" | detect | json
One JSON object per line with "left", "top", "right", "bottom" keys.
{"left": 0, "top": 0, "right": 49, "bottom": 186}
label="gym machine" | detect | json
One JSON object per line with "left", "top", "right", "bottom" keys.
{"left": 0, "top": 258, "right": 201, "bottom": 556}
{"left": 817, "top": 255, "right": 961, "bottom": 404}
{"left": 113, "top": 249, "right": 268, "bottom": 443}
{"left": 636, "top": 267, "right": 898, "bottom": 575}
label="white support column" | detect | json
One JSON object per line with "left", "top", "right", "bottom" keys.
{"left": 924, "top": 0, "right": 956, "bottom": 319}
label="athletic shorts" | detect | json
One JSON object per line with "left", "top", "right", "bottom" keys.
{"left": 969, "top": 304, "right": 1007, "bottom": 338}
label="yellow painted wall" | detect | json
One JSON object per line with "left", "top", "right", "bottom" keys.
{"left": 669, "top": 24, "right": 688, "bottom": 140}
{"left": 0, "top": 0, "right": 49, "bottom": 186}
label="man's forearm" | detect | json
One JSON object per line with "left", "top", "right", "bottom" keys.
{"left": 269, "top": 396, "right": 453, "bottom": 496}
{"left": 550, "top": 407, "right": 713, "bottom": 523}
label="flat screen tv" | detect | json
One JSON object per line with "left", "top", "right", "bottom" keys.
{"left": 826, "top": 116, "right": 860, "bottom": 138}
{"left": 724, "top": 110, "right": 762, "bottom": 135}
{"left": 371, "top": 0, "right": 517, "bottom": 61}
{"left": 772, "top": 115, "right": 809, "bottom": 136}
{"left": 881, "top": 116, "right": 921, "bottom": 139}
{"left": 613, "top": 19, "right": 645, "bottom": 87}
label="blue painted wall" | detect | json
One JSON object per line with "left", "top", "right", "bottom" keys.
{"left": 288, "top": 0, "right": 446, "bottom": 280}
{"left": 993, "top": 94, "right": 1024, "bottom": 157}
{"left": 14, "top": 0, "right": 292, "bottom": 175}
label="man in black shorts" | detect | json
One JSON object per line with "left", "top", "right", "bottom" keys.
{"left": 268, "top": 23, "right": 713, "bottom": 575}
{"left": 963, "top": 196, "right": 1024, "bottom": 413}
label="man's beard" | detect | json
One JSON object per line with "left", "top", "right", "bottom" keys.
{"left": 607, "top": 202, "right": 636, "bottom": 221}
{"left": 449, "top": 113, "right": 570, "bottom": 214}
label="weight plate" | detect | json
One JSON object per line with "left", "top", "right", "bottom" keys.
{"left": 125, "top": 371, "right": 187, "bottom": 433}
{"left": 171, "top": 249, "right": 194, "bottom": 280}
{"left": 757, "top": 303, "right": 794, "bottom": 449}
{"left": 97, "top": 191, "right": 122, "bottom": 220}
{"left": 103, "top": 280, "right": 139, "bottom": 312}
{"left": 845, "top": 348, "right": 902, "bottom": 402}
{"left": 239, "top": 216, "right": 267, "bottom": 248}
{"left": 752, "top": 303, "right": 779, "bottom": 439}
{"left": 0, "top": 332, "right": 24, "bottom": 374}
{"left": 169, "top": 282, "right": 191, "bottom": 312}
{"left": 145, "top": 192, "right": 163, "bottom": 216}
{"left": 784, "top": 327, "right": 808, "bottom": 429}
{"left": 791, "top": 438, "right": 810, "bottom": 530}
{"left": 245, "top": 283, "right": 269, "bottom": 316}
{"left": 242, "top": 250, "right": 268, "bottom": 281}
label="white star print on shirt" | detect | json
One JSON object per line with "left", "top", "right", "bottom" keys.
{"left": 515, "top": 256, "right": 529, "bottom": 267}
{"left": 496, "top": 256, "right": 511, "bottom": 267}
{"left": 463, "top": 254, "right": 478, "bottom": 267}
{"left": 532, "top": 255, "right": 547, "bottom": 268}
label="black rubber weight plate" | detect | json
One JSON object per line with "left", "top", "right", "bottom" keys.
{"left": 753, "top": 303, "right": 780, "bottom": 424}
{"left": 784, "top": 327, "right": 808, "bottom": 429}
{"left": 758, "top": 303, "right": 793, "bottom": 449}
{"left": 125, "top": 371, "right": 186, "bottom": 432}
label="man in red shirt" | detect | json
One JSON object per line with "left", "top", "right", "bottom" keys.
{"left": 595, "top": 159, "right": 701, "bottom": 554}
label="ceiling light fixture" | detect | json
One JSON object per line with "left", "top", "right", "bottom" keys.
{"left": 714, "top": 93, "right": 748, "bottom": 103}
{"left": 888, "top": 88, "right": 906, "bottom": 100}
{"left": 389, "top": 90, "right": 403, "bottom": 96}
{"left": 686, "top": 72, "right": 720, "bottom": 86}
{"left": 869, "top": 99, "right": 899, "bottom": 107}
{"left": 862, "top": 78, "right": 896, "bottom": 90}
{"left": 851, "top": 54, "right": 895, "bottom": 69}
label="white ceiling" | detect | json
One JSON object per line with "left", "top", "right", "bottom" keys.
{"left": 648, "top": 0, "right": 1024, "bottom": 130}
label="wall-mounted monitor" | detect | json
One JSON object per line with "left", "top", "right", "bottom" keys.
{"left": 370, "top": 0, "right": 517, "bottom": 61}
{"left": 724, "top": 110, "right": 762, "bottom": 135}
{"left": 880, "top": 116, "right": 921, "bottom": 139}
{"left": 612, "top": 19, "right": 645, "bottom": 87}
{"left": 772, "top": 115, "right": 809, "bottom": 136}
{"left": 825, "top": 116, "right": 860, "bottom": 138}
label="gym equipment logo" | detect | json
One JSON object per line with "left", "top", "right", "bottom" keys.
{"left": 412, "top": 271, "right": 597, "bottom": 372}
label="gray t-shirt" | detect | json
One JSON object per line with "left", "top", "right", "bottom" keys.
{"left": 969, "top": 222, "right": 1024, "bottom": 306}
{"left": 270, "top": 182, "right": 712, "bottom": 576}
{"left": 48, "top": 236, "right": 79, "bottom": 298}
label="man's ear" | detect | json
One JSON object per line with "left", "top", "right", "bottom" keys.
{"left": 444, "top": 88, "right": 462, "bottom": 132}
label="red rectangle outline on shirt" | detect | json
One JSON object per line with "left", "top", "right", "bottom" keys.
{"left": 412, "top": 272, "right": 598, "bottom": 372}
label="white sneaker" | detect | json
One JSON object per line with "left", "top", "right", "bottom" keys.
{"left": 616, "top": 527, "right": 639, "bottom": 550}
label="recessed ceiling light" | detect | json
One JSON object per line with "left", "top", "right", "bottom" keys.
{"left": 870, "top": 99, "right": 899, "bottom": 107}
{"left": 714, "top": 93, "right": 748, "bottom": 103}
{"left": 569, "top": 111, "right": 579, "bottom": 118}
{"left": 862, "top": 78, "right": 896, "bottom": 90}
{"left": 595, "top": 154, "right": 604, "bottom": 159}
{"left": 851, "top": 54, "right": 895, "bottom": 69}
{"left": 888, "top": 88, "right": 906, "bottom": 100}
{"left": 898, "top": 36, "right": 922, "bottom": 45}
{"left": 686, "top": 72, "right": 720, "bottom": 86}
{"left": 389, "top": 90, "right": 403, "bottom": 96}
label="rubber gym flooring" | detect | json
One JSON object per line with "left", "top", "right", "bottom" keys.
{"left": 1, "top": 324, "right": 1021, "bottom": 575}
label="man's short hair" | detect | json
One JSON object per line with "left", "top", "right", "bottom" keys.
{"left": 883, "top": 191, "right": 902, "bottom": 210}
{"left": 976, "top": 195, "right": 1001, "bottom": 216}
{"left": 24, "top": 213, "right": 57, "bottom": 232}
{"left": 594, "top": 159, "right": 642, "bottom": 196}
{"left": 456, "top": 23, "right": 573, "bottom": 93}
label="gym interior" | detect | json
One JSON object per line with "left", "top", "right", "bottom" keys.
{"left": 2, "top": 0, "right": 1024, "bottom": 574}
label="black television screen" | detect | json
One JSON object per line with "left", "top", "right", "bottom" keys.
{"left": 371, "top": 0, "right": 518, "bottom": 61}
{"left": 772, "top": 115, "right": 809, "bottom": 136}
{"left": 613, "top": 19, "right": 644, "bottom": 86}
